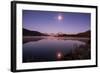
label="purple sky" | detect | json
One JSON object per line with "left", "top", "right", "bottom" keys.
{"left": 23, "top": 10, "right": 91, "bottom": 34}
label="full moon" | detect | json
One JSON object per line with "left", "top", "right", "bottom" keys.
{"left": 58, "top": 15, "right": 63, "bottom": 21}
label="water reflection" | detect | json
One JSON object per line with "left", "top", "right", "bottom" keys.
{"left": 23, "top": 36, "right": 90, "bottom": 63}
{"left": 56, "top": 52, "right": 63, "bottom": 60}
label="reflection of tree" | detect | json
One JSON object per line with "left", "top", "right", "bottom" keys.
{"left": 63, "top": 43, "right": 91, "bottom": 60}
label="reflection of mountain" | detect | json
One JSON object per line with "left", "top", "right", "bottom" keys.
{"left": 23, "top": 28, "right": 48, "bottom": 36}
{"left": 23, "top": 37, "right": 43, "bottom": 44}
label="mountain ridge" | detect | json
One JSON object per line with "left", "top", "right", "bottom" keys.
{"left": 23, "top": 28, "right": 90, "bottom": 37}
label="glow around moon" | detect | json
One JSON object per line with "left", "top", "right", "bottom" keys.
{"left": 58, "top": 15, "right": 63, "bottom": 21}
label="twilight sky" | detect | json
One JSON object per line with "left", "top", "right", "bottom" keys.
{"left": 23, "top": 10, "right": 91, "bottom": 34}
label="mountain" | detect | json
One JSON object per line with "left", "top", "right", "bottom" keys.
{"left": 23, "top": 28, "right": 48, "bottom": 36}
{"left": 23, "top": 28, "right": 90, "bottom": 37}
{"left": 56, "top": 30, "right": 91, "bottom": 37}
{"left": 77, "top": 30, "right": 90, "bottom": 37}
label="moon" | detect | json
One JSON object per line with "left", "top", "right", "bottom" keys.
{"left": 58, "top": 14, "right": 63, "bottom": 21}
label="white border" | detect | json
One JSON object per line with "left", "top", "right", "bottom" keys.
{"left": 16, "top": 3, "right": 96, "bottom": 70}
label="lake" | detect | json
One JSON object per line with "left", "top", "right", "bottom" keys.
{"left": 23, "top": 36, "right": 90, "bottom": 63}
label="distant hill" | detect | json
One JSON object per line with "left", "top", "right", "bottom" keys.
{"left": 23, "top": 28, "right": 48, "bottom": 36}
{"left": 57, "top": 30, "right": 91, "bottom": 37}
{"left": 23, "top": 28, "right": 90, "bottom": 37}
{"left": 76, "top": 30, "right": 90, "bottom": 37}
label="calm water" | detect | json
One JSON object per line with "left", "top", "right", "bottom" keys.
{"left": 23, "top": 36, "right": 90, "bottom": 63}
